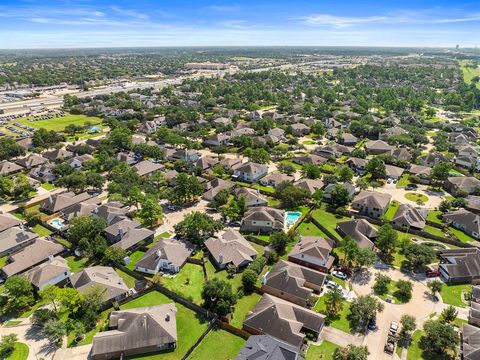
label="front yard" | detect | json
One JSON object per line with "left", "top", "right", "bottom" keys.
{"left": 306, "top": 340, "right": 340, "bottom": 360}
{"left": 187, "top": 329, "right": 245, "bottom": 360}
{"left": 407, "top": 330, "right": 424, "bottom": 360}
{"left": 313, "top": 295, "right": 352, "bottom": 334}
{"left": 440, "top": 283, "right": 471, "bottom": 308}
{"left": 384, "top": 200, "right": 399, "bottom": 220}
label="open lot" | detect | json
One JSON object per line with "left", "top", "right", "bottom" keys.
{"left": 14, "top": 114, "right": 102, "bottom": 131}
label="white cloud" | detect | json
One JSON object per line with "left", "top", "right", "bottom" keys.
{"left": 206, "top": 4, "right": 240, "bottom": 12}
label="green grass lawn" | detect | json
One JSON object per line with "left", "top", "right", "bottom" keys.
{"left": 205, "top": 259, "right": 243, "bottom": 292}
{"left": 187, "top": 328, "right": 245, "bottom": 360}
{"left": 440, "top": 283, "right": 471, "bottom": 308}
{"left": 266, "top": 196, "right": 281, "bottom": 208}
{"left": 126, "top": 250, "right": 145, "bottom": 270}
{"left": 162, "top": 263, "right": 205, "bottom": 304}
{"left": 310, "top": 204, "right": 348, "bottom": 241}
{"left": 40, "top": 182, "right": 55, "bottom": 191}
{"left": 450, "top": 227, "right": 478, "bottom": 243}
{"left": 230, "top": 292, "right": 261, "bottom": 328}
{"left": 314, "top": 295, "right": 352, "bottom": 333}
{"left": 376, "top": 280, "right": 411, "bottom": 304}
{"left": 306, "top": 340, "right": 341, "bottom": 360}
{"left": 385, "top": 200, "right": 399, "bottom": 220}
{"left": 460, "top": 60, "right": 480, "bottom": 89}
{"left": 396, "top": 174, "right": 410, "bottom": 188}
{"left": 122, "top": 291, "right": 209, "bottom": 360}
{"left": 115, "top": 269, "right": 137, "bottom": 289}
{"left": 32, "top": 224, "right": 52, "bottom": 237}
{"left": 65, "top": 255, "right": 88, "bottom": 272}
{"left": 407, "top": 330, "right": 424, "bottom": 360}
{"left": 404, "top": 192, "right": 429, "bottom": 204}
{"left": 4, "top": 320, "right": 22, "bottom": 327}
{"left": 5, "top": 342, "right": 29, "bottom": 360}
{"left": 15, "top": 114, "right": 102, "bottom": 132}
{"left": 67, "top": 308, "right": 112, "bottom": 347}
{"left": 297, "top": 221, "right": 330, "bottom": 238}
{"left": 303, "top": 140, "right": 316, "bottom": 145}
{"left": 391, "top": 247, "right": 407, "bottom": 268}
{"left": 426, "top": 210, "right": 443, "bottom": 224}
{"left": 423, "top": 225, "right": 445, "bottom": 237}
{"left": 0, "top": 255, "right": 8, "bottom": 268}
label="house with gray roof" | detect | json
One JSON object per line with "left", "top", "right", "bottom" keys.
{"left": 439, "top": 248, "right": 480, "bottom": 284}
{"left": 0, "top": 226, "right": 38, "bottom": 257}
{"left": 243, "top": 294, "right": 325, "bottom": 350}
{"left": 409, "top": 164, "right": 432, "bottom": 183}
{"left": 104, "top": 218, "right": 154, "bottom": 250}
{"left": 135, "top": 238, "right": 194, "bottom": 274}
{"left": 461, "top": 323, "right": 480, "bottom": 360}
{"left": 15, "top": 154, "right": 48, "bottom": 170}
{"left": 92, "top": 202, "right": 129, "bottom": 225}
{"left": 0, "top": 214, "right": 21, "bottom": 233}
{"left": 43, "top": 148, "right": 73, "bottom": 162}
{"left": 445, "top": 176, "right": 480, "bottom": 195}
{"left": 336, "top": 219, "right": 378, "bottom": 249}
{"left": 443, "top": 208, "right": 480, "bottom": 240}
{"left": 132, "top": 160, "right": 165, "bottom": 177}
{"left": 202, "top": 178, "right": 234, "bottom": 201}
{"left": 235, "top": 335, "right": 304, "bottom": 360}
{"left": 364, "top": 140, "right": 394, "bottom": 155}
{"left": 40, "top": 191, "right": 92, "bottom": 214}
{"left": 391, "top": 204, "right": 426, "bottom": 230}
{"left": 205, "top": 229, "right": 257, "bottom": 269}
{"left": 292, "top": 154, "right": 327, "bottom": 166}
{"left": 203, "top": 133, "right": 231, "bottom": 148}
{"left": 70, "top": 266, "right": 129, "bottom": 303}
{"left": 385, "top": 164, "right": 405, "bottom": 180}
{"left": 233, "top": 162, "right": 268, "bottom": 183}
{"left": 91, "top": 304, "right": 177, "bottom": 360}
{"left": 262, "top": 260, "right": 326, "bottom": 307}
{"left": 241, "top": 207, "right": 285, "bottom": 233}
{"left": 260, "top": 172, "right": 293, "bottom": 188}
{"left": 294, "top": 179, "right": 324, "bottom": 194}
{"left": 0, "top": 161, "right": 23, "bottom": 176}
{"left": 23, "top": 256, "right": 70, "bottom": 290}
{"left": 351, "top": 191, "right": 392, "bottom": 219}
{"left": 288, "top": 236, "right": 335, "bottom": 272}
{"left": 234, "top": 187, "right": 268, "bottom": 208}
{"left": 419, "top": 152, "right": 448, "bottom": 167}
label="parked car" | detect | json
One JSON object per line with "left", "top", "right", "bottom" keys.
{"left": 405, "top": 184, "right": 418, "bottom": 190}
{"left": 384, "top": 335, "right": 396, "bottom": 354}
{"left": 368, "top": 317, "right": 377, "bottom": 330}
{"left": 389, "top": 321, "right": 399, "bottom": 337}
{"left": 326, "top": 280, "right": 341, "bottom": 290}
{"left": 335, "top": 267, "right": 352, "bottom": 276}
{"left": 332, "top": 270, "right": 347, "bottom": 280}
{"left": 426, "top": 269, "right": 440, "bottom": 277}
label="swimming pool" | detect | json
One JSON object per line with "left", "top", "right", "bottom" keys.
{"left": 285, "top": 211, "right": 302, "bottom": 226}
{"left": 49, "top": 217, "right": 65, "bottom": 230}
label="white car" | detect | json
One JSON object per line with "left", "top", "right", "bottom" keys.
{"left": 326, "top": 280, "right": 342, "bottom": 290}
{"left": 332, "top": 271, "right": 347, "bottom": 280}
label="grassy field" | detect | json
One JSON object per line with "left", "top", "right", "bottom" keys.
{"left": 460, "top": 60, "right": 480, "bottom": 89}
{"left": 407, "top": 330, "right": 424, "bottom": 360}
{"left": 440, "top": 283, "right": 471, "bottom": 308}
{"left": 15, "top": 114, "right": 102, "bottom": 132}
{"left": 230, "top": 292, "right": 261, "bottom": 328}
{"left": 310, "top": 204, "right": 348, "bottom": 241}
{"left": 205, "top": 259, "right": 243, "bottom": 292}
{"left": 40, "top": 183, "right": 55, "bottom": 191}
{"left": 5, "top": 342, "right": 29, "bottom": 360}
{"left": 162, "top": 263, "right": 205, "bottom": 304}
{"left": 67, "top": 308, "right": 112, "bottom": 347}
{"left": 404, "top": 192, "right": 428, "bottom": 204}
{"left": 126, "top": 250, "right": 145, "bottom": 270}
{"left": 423, "top": 225, "right": 445, "bottom": 238}
{"left": 314, "top": 295, "right": 352, "bottom": 333}
{"left": 121, "top": 291, "right": 209, "bottom": 360}
{"left": 377, "top": 280, "right": 411, "bottom": 304}
{"left": 306, "top": 340, "right": 340, "bottom": 360}
{"left": 32, "top": 224, "right": 52, "bottom": 237}
{"left": 426, "top": 210, "right": 443, "bottom": 224}
{"left": 0, "top": 255, "right": 8, "bottom": 268}
{"left": 65, "top": 255, "right": 88, "bottom": 272}
{"left": 385, "top": 200, "right": 399, "bottom": 220}
{"left": 450, "top": 227, "right": 478, "bottom": 243}
{"left": 297, "top": 221, "right": 331, "bottom": 238}
{"left": 187, "top": 329, "right": 245, "bottom": 360}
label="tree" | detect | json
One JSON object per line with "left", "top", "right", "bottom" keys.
{"left": 396, "top": 280, "right": 413, "bottom": 302}
{"left": 324, "top": 287, "right": 344, "bottom": 317}
{"left": 431, "top": 162, "right": 452, "bottom": 186}
{"left": 103, "top": 246, "right": 127, "bottom": 265}
{"left": 275, "top": 181, "right": 309, "bottom": 209}
{"left": 32, "top": 308, "right": 58, "bottom": 326}
{"left": 336, "top": 165, "right": 355, "bottom": 183}
{"left": 43, "top": 319, "right": 67, "bottom": 345}
{"left": 399, "top": 314, "right": 416, "bottom": 345}
{"left": 427, "top": 279, "right": 443, "bottom": 298}
{"left": 421, "top": 319, "right": 458, "bottom": 355}
{"left": 86, "top": 172, "right": 105, "bottom": 191}
{"left": 174, "top": 212, "right": 223, "bottom": 245}
{"left": 0, "top": 137, "right": 24, "bottom": 161}
{"left": 0, "top": 333, "right": 18, "bottom": 357}
{"left": 270, "top": 232, "right": 291, "bottom": 255}
{"left": 376, "top": 224, "right": 399, "bottom": 258}
{"left": 138, "top": 195, "right": 163, "bottom": 227}
{"left": 244, "top": 147, "right": 270, "bottom": 164}
{"left": 355, "top": 247, "right": 377, "bottom": 268}
{"left": 373, "top": 274, "right": 391, "bottom": 295}
{"left": 40, "top": 285, "right": 61, "bottom": 312}
{"left": 403, "top": 243, "right": 436, "bottom": 271}
{"left": 339, "top": 236, "right": 359, "bottom": 267}
{"left": 441, "top": 306, "right": 458, "bottom": 323}
{"left": 329, "top": 184, "right": 352, "bottom": 208}
{"left": 365, "top": 157, "right": 386, "bottom": 180}
{"left": 0, "top": 275, "right": 34, "bottom": 315}
{"left": 349, "top": 295, "right": 384, "bottom": 329}
{"left": 333, "top": 345, "right": 369, "bottom": 360}
{"left": 242, "top": 269, "right": 257, "bottom": 294}
{"left": 168, "top": 173, "right": 204, "bottom": 205}
{"left": 221, "top": 196, "right": 247, "bottom": 222}
{"left": 302, "top": 164, "right": 321, "bottom": 179}
{"left": 278, "top": 162, "right": 296, "bottom": 175}
{"left": 201, "top": 278, "right": 236, "bottom": 316}
{"left": 58, "top": 288, "right": 85, "bottom": 315}
{"left": 67, "top": 216, "right": 107, "bottom": 246}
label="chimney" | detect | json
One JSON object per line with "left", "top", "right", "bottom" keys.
{"left": 143, "top": 315, "right": 147, "bottom": 328}
{"left": 48, "top": 255, "right": 54, "bottom": 262}
{"left": 165, "top": 313, "right": 170, "bottom": 322}
{"left": 219, "top": 253, "right": 224, "bottom": 265}
{"left": 118, "top": 227, "right": 124, "bottom": 238}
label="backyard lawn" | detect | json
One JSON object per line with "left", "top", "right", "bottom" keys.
{"left": 297, "top": 221, "right": 330, "bottom": 238}
{"left": 65, "top": 255, "right": 88, "bottom": 272}
{"left": 32, "top": 224, "right": 52, "bottom": 237}
{"left": 122, "top": 291, "right": 209, "bottom": 360}
{"left": 310, "top": 205, "right": 348, "bottom": 241}
{"left": 115, "top": 269, "right": 137, "bottom": 289}
{"left": 407, "top": 330, "right": 424, "bottom": 360}
{"left": 306, "top": 340, "right": 340, "bottom": 360}
{"left": 440, "top": 283, "right": 471, "bottom": 308}
{"left": 126, "top": 250, "right": 145, "bottom": 270}
{"left": 187, "top": 329, "right": 245, "bottom": 360}
{"left": 423, "top": 225, "right": 445, "bottom": 238}
{"left": 0, "top": 255, "right": 7, "bottom": 268}
{"left": 6, "top": 342, "right": 29, "bottom": 360}
{"left": 450, "top": 227, "right": 478, "bottom": 243}
{"left": 205, "top": 259, "right": 243, "bottom": 292}
{"left": 384, "top": 200, "right": 399, "bottom": 220}
{"left": 426, "top": 210, "right": 443, "bottom": 224}
{"left": 314, "top": 295, "right": 352, "bottom": 333}
{"left": 230, "top": 292, "right": 261, "bottom": 328}
{"left": 40, "top": 182, "right": 55, "bottom": 191}
{"left": 162, "top": 263, "right": 205, "bottom": 304}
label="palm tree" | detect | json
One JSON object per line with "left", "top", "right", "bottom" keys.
{"left": 324, "top": 287, "right": 344, "bottom": 317}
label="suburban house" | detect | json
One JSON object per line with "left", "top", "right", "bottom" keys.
{"left": 467, "top": 196, "right": 480, "bottom": 214}
{"left": 292, "top": 154, "right": 328, "bottom": 166}
{"left": 132, "top": 160, "right": 165, "bottom": 177}
{"left": 30, "top": 163, "right": 56, "bottom": 183}
{"left": 235, "top": 335, "right": 303, "bottom": 360}
{"left": 204, "top": 229, "right": 258, "bottom": 269}
{"left": 15, "top": 154, "right": 48, "bottom": 170}
{"left": 66, "top": 154, "right": 94, "bottom": 169}
{"left": 104, "top": 218, "right": 154, "bottom": 250}
{"left": 0, "top": 161, "right": 23, "bottom": 176}
{"left": 0, "top": 226, "right": 38, "bottom": 257}
{"left": 241, "top": 207, "right": 285, "bottom": 233}
{"left": 43, "top": 148, "right": 74, "bottom": 162}
{"left": 1, "top": 239, "right": 65, "bottom": 278}
{"left": 40, "top": 191, "right": 92, "bottom": 214}
{"left": 294, "top": 179, "right": 324, "bottom": 194}
{"left": 91, "top": 304, "right": 177, "bottom": 360}
{"left": 23, "top": 256, "right": 71, "bottom": 290}
{"left": 390, "top": 148, "right": 412, "bottom": 162}
{"left": 461, "top": 323, "right": 480, "bottom": 360}
{"left": 443, "top": 208, "right": 480, "bottom": 240}
{"left": 234, "top": 187, "right": 268, "bottom": 207}
{"left": 260, "top": 172, "right": 294, "bottom": 188}
{"left": 339, "top": 132, "right": 358, "bottom": 146}
{"left": 61, "top": 200, "right": 101, "bottom": 222}
{"left": 288, "top": 236, "right": 335, "bottom": 272}
{"left": 243, "top": 294, "right": 325, "bottom": 350}
{"left": 385, "top": 164, "right": 405, "bottom": 180}
{"left": 203, "top": 133, "right": 231, "bottom": 147}
{"left": 116, "top": 152, "right": 138, "bottom": 165}
{"left": 262, "top": 260, "right": 326, "bottom": 307}
{"left": 439, "top": 248, "right": 480, "bottom": 284}
{"left": 194, "top": 156, "right": 219, "bottom": 172}
{"left": 233, "top": 162, "right": 268, "bottom": 183}
{"left": 71, "top": 266, "right": 129, "bottom": 303}
{"left": 166, "top": 149, "right": 200, "bottom": 163}
{"left": 323, "top": 182, "right": 355, "bottom": 201}
{"left": 391, "top": 204, "right": 426, "bottom": 230}
{"left": 379, "top": 126, "right": 407, "bottom": 141}
{"left": 351, "top": 191, "right": 392, "bottom": 219}
{"left": 0, "top": 214, "right": 21, "bottom": 233}
{"left": 202, "top": 178, "right": 234, "bottom": 202}
{"left": 336, "top": 219, "right": 378, "bottom": 249}
{"left": 419, "top": 152, "right": 449, "bottom": 167}
{"left": 364, "top": 140, "right": 394, "bottom": 154}
{"left": 290, "top": 123, "right": 311, "bottom": 136}
{"left": 445, "top": 177, "right": 480, "bottom": 195}
{"left": 92, "top": 202, "right": 129, "bottom": 225}
{"left": 346, "top": 157, "right": 367, "bottom": 175}
{"left": 135, "top": 238, "right": 193, "bottom": 274}
{"left": 409, "top": 164, "right": 432, "bottom": 183}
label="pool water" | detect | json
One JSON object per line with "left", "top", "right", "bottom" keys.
{"left": 49, "top": 218, "right": 65, "bottom": 229}
{"left": 285, "top": 211, "right": 302, "bottom": 224}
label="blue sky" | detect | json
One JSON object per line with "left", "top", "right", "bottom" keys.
{"left": 1, "top": 0, "right": 480, "bottom": 48}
